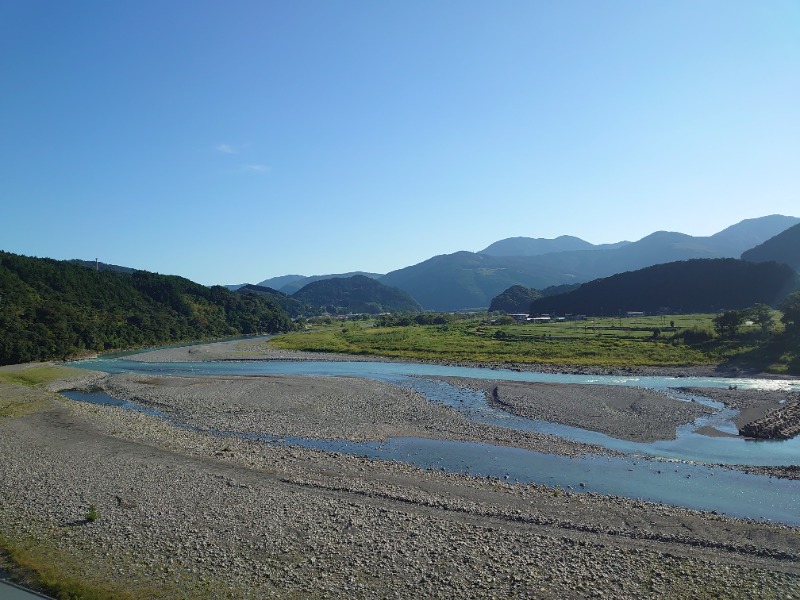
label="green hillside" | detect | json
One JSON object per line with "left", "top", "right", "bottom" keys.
{"left": 489, "top": 285, "right": 542, "bottom": 313}
{"left": 0, "top": 251, "right": 295, "bottom": 365}
{"left": 531, "top": 259, "right": 799, "bottom": 316}
{"left": 741, "top": 223, "right": 800, "bottom": 270}
{"left": 292, "top": 275, "right": 422, "bottom": 314}
{"left": 235, "top": 283, "right": 322, "bottom": 318}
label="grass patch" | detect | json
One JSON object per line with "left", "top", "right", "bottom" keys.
{"left": 270, "top": 313, "right": 774, "bottom": 368}
{"left": 0, "top": 534, "right": 137, "bottom": 600}
{"left": 0, "top": 531, "right": 232, "bottom": 599}
{"left": 0, "top": 384, "right": 51, "bottom": 419}
{"left": 0, "top": 364, "right": 88, "bottom": 387}
{"left": 0, "top": 364, "right": 89, "bottom": 419}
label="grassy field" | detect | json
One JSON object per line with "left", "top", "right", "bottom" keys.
{"left": 271, "top": 313, "right": 782, "bottom": 368}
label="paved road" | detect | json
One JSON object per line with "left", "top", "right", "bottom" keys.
{"left": 0, "top": 579, "right": 53, "bottom": 599}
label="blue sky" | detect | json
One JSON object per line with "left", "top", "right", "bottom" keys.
{"left": 2, "top": 1, "right": 798, "bottom": 285}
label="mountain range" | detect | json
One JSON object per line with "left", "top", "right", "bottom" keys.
{"left": 242, "top": 214, "right": 799, "bottom": 311}
{"left": 480, "top": 235, "right": 630, "bottom": 256}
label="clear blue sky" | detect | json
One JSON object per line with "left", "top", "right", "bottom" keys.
{"left": 2, "top": 1, "right": 798, "bottom": 285}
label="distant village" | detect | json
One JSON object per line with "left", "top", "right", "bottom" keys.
{"left": 507, "top": 311, "right": 647, "bottom": 323}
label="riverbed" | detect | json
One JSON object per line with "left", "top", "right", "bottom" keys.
{"left": 65, "top": 341, "right": 800, "bottom": 524}
{"left": 2, "top": 342, "right": 799, "bottom": 598}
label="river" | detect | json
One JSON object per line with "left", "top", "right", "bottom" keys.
{"left": 69, "top": 355, "right": 800, "bottom": 524}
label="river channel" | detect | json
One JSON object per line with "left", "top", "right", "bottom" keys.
{"left": 70, "top": 356, "right": 800, "bottom": 524}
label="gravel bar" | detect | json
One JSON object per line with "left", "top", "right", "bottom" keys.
{"left": 1, "top": 346, "right": 798, "bottom": 598}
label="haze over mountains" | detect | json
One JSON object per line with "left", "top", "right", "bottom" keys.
{"left": 244, "top": 215, "right": 799, "bottom": 312}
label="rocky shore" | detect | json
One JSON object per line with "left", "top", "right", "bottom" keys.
{"left": 1, "top": 345, "right": 799, "bottom": 598}
{"left": 739, "top": 399, "right": 800, "bottom": 440}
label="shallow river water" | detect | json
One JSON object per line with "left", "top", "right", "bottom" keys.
{"left": 70, "top": 356, "right": 800, "bottom": 524}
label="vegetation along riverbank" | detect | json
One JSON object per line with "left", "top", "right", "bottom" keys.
{"left": 271, "top": 305, "right": 800, "bottom": 374}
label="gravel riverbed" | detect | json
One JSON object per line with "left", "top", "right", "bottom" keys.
{"left": 436, "top": 378, "right": 714, "bottom": 442}
{"left": 1, "top": 346, "right": 799, "bottom": 599}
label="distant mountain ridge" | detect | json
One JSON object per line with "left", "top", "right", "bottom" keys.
{"left": 254, "top": 274, "right": 307, "bottom": 291}
{"left": 481, "top": 235, "right": 630, "bottom": 257}
{"left": 710, "top": 215, "right": 800, "bottom": 256}
{"left": 235, "top": 276, "right": 421, "bottom": 317}
{"left": 481, "top": 235, "right": 595, "bottom": 257}
{"left": 241, "top": 214, "right": 799, "bottom": 312}
{"left": 377, "top": 215, "right": 800, "bottom": 310}
{"left": 741, "top": 223, "right": 800, "bottom": 271}
{"left": 378, "top": 251, "right": 573, "bottom": 311}
{"left": 258, "top": 272, "right": 383, "bottom": 295}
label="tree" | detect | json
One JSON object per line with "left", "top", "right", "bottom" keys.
{"left": 746, "top": 303, "right": 775, "bottom": 337}
{"left": 713, "top": 310, "right": 744, "bottom": 339}
{"left": 780, "top": 292, "right": 800, "bottom": 338}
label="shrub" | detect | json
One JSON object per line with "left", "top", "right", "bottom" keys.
{"left": 86, "top": 504, "right": 98, "bottom": 523}
{"left": 673, "top": 326, "right": 714, "bottom": 344}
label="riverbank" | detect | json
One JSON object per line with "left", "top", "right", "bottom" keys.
{"left": 3, "top": 347, "right": 800, "bottom": 597}
{"left": 119, "top": 337, "right": 800, "bottom": 443}
{"left": 1, "top": 372, "right": 799, "bottom": 598}
{"left": 115, "top": 338, "right": 800, "bottom": 467}
{"left": 124, "top": 336, "right": 800, "bottom": 380}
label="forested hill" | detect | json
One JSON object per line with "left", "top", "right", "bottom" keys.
{"left": 67, "top": 259, "right": 137, "bottom": 274}
{"left": 741, "top": 223, "right": 800, "bottom": 271}
{"left": 234, "top": 283, "right": 323, "bottom": 319}
{"left": 531, "top": 259, "right": 799, "bottom": 316}
{"left": 489, "top": 285, "right": 542, "bottom": 313}
{"left": 292, "top": 275, "right": 422, "bottom": 314}
{"left": 489, "top": 283, "right": 582, "bottom": 313}
{"left": 0, "top": 251, "right": 295, "bottom": 365}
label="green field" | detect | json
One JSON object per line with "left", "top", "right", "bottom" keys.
{"left": 271, "top": 313, "right": 790, "bottom": 369}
